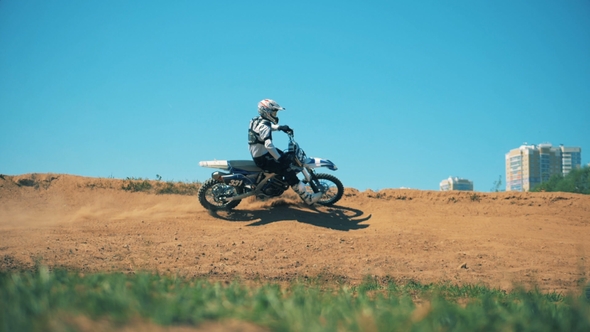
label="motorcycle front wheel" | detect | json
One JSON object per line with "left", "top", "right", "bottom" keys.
{"left": 198, "top": 178, "right": 242, "bottom": 211}
{"left": 311, "top": 173, "right": 344, "bottom": 206}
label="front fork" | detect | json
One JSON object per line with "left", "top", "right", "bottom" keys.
{"left": 301, "top": 168, "right": 322, "bottom": 193}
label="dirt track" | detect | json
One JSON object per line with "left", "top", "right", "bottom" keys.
{"left": 1, "top": 173, "right": 589, "bottom": 294}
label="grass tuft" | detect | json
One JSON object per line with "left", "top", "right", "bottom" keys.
{"left": 120, "top": 177, "right": 201, "bottom": 195}
{"left": 121, "top": 177, "right": 152, "bottom": 192}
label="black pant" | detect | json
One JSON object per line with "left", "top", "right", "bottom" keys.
{"left": 253, "top": 153, "right": 299, "bottom": 186}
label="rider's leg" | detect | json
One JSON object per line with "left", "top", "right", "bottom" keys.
{"left": 255, "top": 154, "right": 322, "bottom": 205}
{"left": 291, "top": 180, "right": 322, "bottom": 205}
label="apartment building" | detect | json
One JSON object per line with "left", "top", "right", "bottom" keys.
{"left": 440, "top": 177, "right": 473, "bottom": 191}
{"left": 505, "top": 143, "right": 582, "bottom": 191}
{"left": 561, "top": 145, "right": 582, "bottom": 176}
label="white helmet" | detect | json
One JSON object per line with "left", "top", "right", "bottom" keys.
{"left": 258, "top": 99, "right": 285, "bottom": 124}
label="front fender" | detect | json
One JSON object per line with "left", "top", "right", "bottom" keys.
{"left": 303, "top": 157, "right": 338, "bottom": 171}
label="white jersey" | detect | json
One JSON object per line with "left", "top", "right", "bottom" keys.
{"left": 248, "top": 116, "right": 281, "bottom": 159}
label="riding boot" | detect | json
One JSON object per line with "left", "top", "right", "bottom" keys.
{"left": 291, "top": 181, "right": 322, "bottom": 205}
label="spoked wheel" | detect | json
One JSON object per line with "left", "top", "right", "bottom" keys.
{"left": 309, "top": 173, "right": 344, "bottom": 206}
{"left": 198, "top": 178, "right": 242, "bottom": 211}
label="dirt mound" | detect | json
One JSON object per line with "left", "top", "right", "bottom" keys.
{"left": 1, "top": 173, "right": 588, "bottom": 293}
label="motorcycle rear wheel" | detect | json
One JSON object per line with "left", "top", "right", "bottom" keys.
{"left": 198, "top": 178, "right": 242, "bottom": 211}
{"left": 311, "top": 173, "right": 344, "bottom": 206}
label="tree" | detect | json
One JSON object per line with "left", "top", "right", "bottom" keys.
{"left": 531, "top": 166, "right": 590, "bottom": 194}
{"left": 491, "top": 175, "right": 503, "bottom": 192}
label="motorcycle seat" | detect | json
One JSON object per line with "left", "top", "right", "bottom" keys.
{"left": 228, "top": 160, "right": 263, "bottom": 172}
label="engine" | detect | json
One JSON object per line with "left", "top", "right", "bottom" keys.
{"left": 261, "top": 178, "right": 287, "bottom": 197}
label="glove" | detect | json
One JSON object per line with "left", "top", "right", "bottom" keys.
{"left": 278, "top": 125, "right": 293, "bottom": 135}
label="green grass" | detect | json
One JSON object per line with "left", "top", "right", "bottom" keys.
{"left": 121, "top": 177, "right": 201, "bottom": 195}
{"left": 1, "top": 268, "right": 589, "bottom": 332}
{"left": 121, "top": 177, "right": 153, "bottom": 192}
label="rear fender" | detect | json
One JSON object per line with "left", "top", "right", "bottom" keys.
{"left": 200, "top": 160, "right": 229, "bottom": 170}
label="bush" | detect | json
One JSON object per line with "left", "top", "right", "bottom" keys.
{"left": 532, "top": 166, "right": 590, "bottom": 194}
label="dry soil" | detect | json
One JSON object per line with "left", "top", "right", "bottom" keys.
{"left": 1, "top": 173, "right": 589, "bottom": 295}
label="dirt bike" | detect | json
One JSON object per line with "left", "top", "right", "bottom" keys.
{"left": 198, "top": 133, "right": 344, "bottom": 211}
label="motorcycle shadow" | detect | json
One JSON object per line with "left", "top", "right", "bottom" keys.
{"left": 208, "top": 205, "right": 371, "bottom": 231}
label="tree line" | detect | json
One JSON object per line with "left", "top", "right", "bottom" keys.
{"left": 531, "top": 166, "right": 590, "bottom": 194}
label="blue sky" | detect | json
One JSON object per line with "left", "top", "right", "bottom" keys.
{"left": 1, "top": 1, "right": 589, "bottom": 191}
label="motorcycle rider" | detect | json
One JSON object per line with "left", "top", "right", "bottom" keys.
{"left": 248, "top": 99, "right": 322, "bottom": 205}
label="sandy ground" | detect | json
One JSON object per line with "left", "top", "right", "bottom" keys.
{"left": 1, "top": 173, "right": 589, "bottom": 295}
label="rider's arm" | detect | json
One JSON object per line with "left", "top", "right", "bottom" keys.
{"left": 259, "top": 123, "right": 281, "bottom": 160}
{"left": 264, "top": 139, "right": 281, "bottom": 160}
